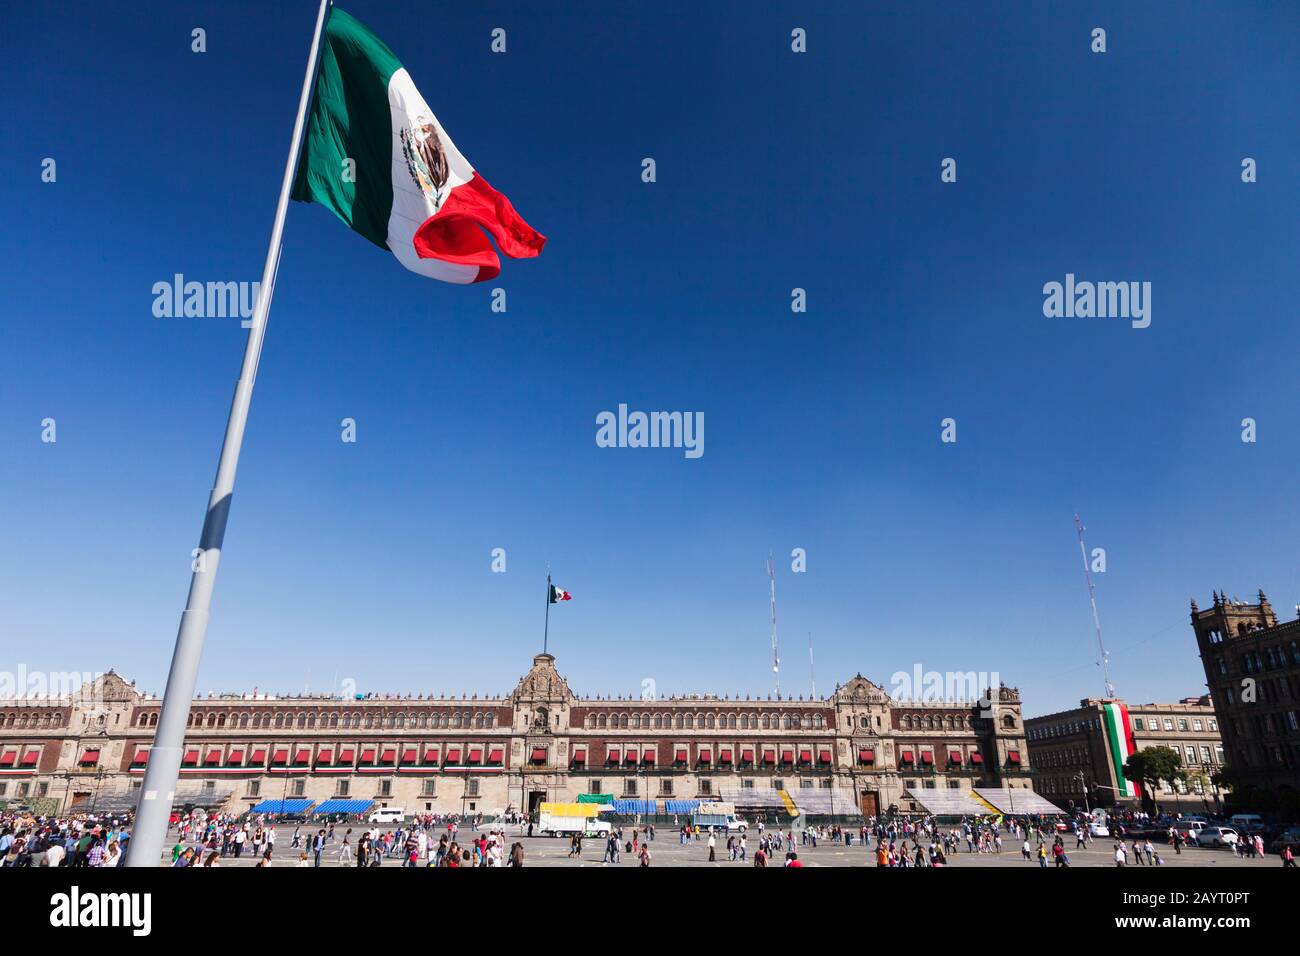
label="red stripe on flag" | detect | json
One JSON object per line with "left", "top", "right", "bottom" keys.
{"left": 412, "top": 172, "right": 546, "bottom": 283}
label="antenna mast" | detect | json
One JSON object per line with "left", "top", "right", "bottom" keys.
{"left": 808, "top": 632, "right": 816, "bottom": 698}
{"left": 768, "top": 552, "right": 781, "bottom": 698}
{"left": 1075, "top": 513, "right": 1116, "bottom": 698}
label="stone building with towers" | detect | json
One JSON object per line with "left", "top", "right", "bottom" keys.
{"left": 0, "top": 654, "right": 1039, "bottom": 821}
{"left": 1191, "top": 589, "right": 1300, "bottom": 804}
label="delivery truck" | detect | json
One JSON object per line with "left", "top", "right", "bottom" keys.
{"left": 538, "top": 802, "right": 614, "bottom": 838}
{"left": 691, "top": 802, "right": 748, "bottom": 832}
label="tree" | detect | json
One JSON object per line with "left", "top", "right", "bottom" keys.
{"left": 1123, "top": 746, "right": 1183, "bottom": 815}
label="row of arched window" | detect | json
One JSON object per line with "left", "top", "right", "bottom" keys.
{"left": 897, "top": 713, "right": 976, "bottom": 731}
{"left": 134, "top": 710, "right": 501, "bottom": 730}
{"left": 584, "top": 712, "right": 826, "bottom": 730}
{"left": 0, "top": 712, "right": 64, "bottom": 729}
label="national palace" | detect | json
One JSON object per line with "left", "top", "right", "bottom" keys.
{"left": 0, "top": 653, "right": 1041, "bottom": 820}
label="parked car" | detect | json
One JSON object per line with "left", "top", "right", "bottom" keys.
{"left": 1193, "top": 826, "right": 1239, "bottom": 848}
{"left": 1266, "top": 827, "right": 1300, "bottom": 854}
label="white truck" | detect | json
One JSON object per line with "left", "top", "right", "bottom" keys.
{"left": 538, "top": 803, "right": 613, "bottom": 838}
{"left": 691, "top": 802, "right": 748, "bottom": 833}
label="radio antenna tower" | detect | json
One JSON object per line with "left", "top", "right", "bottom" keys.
{"left": 808, "top": 632, "right": 816, "bottom": 699}
{"left": 768, "top": 552, "right": 781, "bottom": 698}
{"left": 1075, "top": 513, "right": 1116, "bottom": 699}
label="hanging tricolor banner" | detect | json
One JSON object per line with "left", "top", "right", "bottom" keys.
{"left": 549, "top": 585, "right": 572, "bottom": 603}
{"left": 1101, "top": 700, "right": 1141, "bottom": 798}
{"left": 292, "top": 7, "right": 546, "bottom": 283}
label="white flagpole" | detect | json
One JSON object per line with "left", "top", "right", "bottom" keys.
{"left": 125, "top": 0, "right": 333, "bottom": 867}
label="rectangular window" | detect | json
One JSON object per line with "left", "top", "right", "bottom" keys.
{"left": 947, "top": 780, "right": 960, "bottom": 789}
{"left": 247, "top": 780, "right": 261, "bottom": 797}
{"left": 659, "top": 780, "right": 673, "bottom": 795}
{"left": 1164, "top": 719, "right": 1174, "bottom": 731}
{"left": 421, "top": 779, "right": 436, "bottom": 796}
{"left": 699, "top": 780, "right": 712, "bottom": 795}
{"left": 624, "top": 779, "right": 637, "bottom": 796}
{"left": 465, "top": 779, "right": 480, "bottom": 797}
{"left": 1201, "top": 746, "right": 1212, "bottom": 764}
{"left": 772, "top": 779, "right": 785, "bottom": 792}
{"left": 1193, "top": 719, "right": 1203, "bottom": 731}
{"left": 378, "top": 779, "right": 392, "bottom": 797}
{"left": 1178, "top": 719, "right": 1189, "bottom": 732}
{"left": 923, "top": 780, "right": 936, "bottom": 789}
{"left": 336, "top": 780, "right": 350, "bottom": 796}
{"left": 17, "top": 783, "right": 30, "bottom": 798}
{"left": 800, "top": 779, "right": 814, "bottom": 789}
{"left": 290, "top": 779, "right": 306, "bottom": 796}
{"left": 741, "top": 779, "right": 754, "bottom": 789}
{"left": 1209, "top": 719, "right": 1218, "bottom": 732}
{"left": 37, "top": 782, "right": 49, "bottom": 797}
{"left": 1132, "top": 718, "right": 1144, "bottom": 731}
{"left": 1185, "top": 746, "right": 1197, "bottom": 764}
{"left": 588, "top": 779, "right": 602, "bottom": 794}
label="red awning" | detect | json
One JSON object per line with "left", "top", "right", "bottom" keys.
{"left": 249, "top": 748, "right": 266, "bottom": 763}
{"left": 204, "top": 751, "right": 221, "bottom": 765}
{"left": 271, "top": 748, "right": 288, "bottom": 764}
{"left": 858, "top": 748, "right": 875, "bottom": 764}
{"left": 337, "top": 748, "right": 354, "bottom": 763}
{"left": 624, "top": 751, "right": 637, "bottom": 764}
{"left": 1008, "top": 751, "right": 1021, "bottom": 764}
{"left": 360, "top": 747, "right": 376, "bottom": 763}
{"left": 227, "top": 749, "right": 244, "bottom": 763}
{"left": 293, "top": 749, "right": 310, "bottom": 764}
{"left": 780, "top": 750, "right": 793, "bottom": 763}
{"left": 183, "top": 750, "right": 199, "bottom": 765}
{"left": 468, "top": 747, "right": 483, "bottom": 763}
{"left": 445, "top": 747, "right": 461, "bottom": 763}
{"left": 607, "top": 749, "right": 620, "bottom": 763}
{"left": 921, "top": 752, "right": 934, "bottom": 765}
{"left": 761, "top": 749, "right": 775, "bottom": 763}
{"left": 0, "top": 752, "right": 16, "bottom": 766}
{"left": 719, "top": 749, "right": 733, "bottom": 764}
{"left": 132, "top": 750, "right": 149, "bottom": 765}
{"left": 80, "top": 749, "right": 101, "bottom": 765}
{"left": 489, "top": 747, "right": 504, "bottom": 763}
{"left": 798, "top": 749, "right": 812, "bottom": 763}
{"left": 401, "top": 748, "right": 417, "bottom": 764}
{"left": 379, "top": 748, "right": 396, "bottom": 764}
{"left": 674, "top": 748, "right": 688, "bottom": 762}
{"left": 971, "top": 752, "right": 984, "bottom": 764}
{"left": 570, "top": 748, "right": 585, "bottom": 764}
{"left": 20, "top": 751, "right": 39, "bottom": 766}
{"left": 698, "top": 749, "right": 712, "bottom": 764}
{"left": 949, "top": 751, "right": 962, "bottom": 764}
{"left": 422, "top": 748, "right": 439, "bottom": 764}
{"left": 316, "top": 749, "right": 333, "bottom": 765}
{"left": 741, "top": 749, "right": 755, "bottom": 763}
{"left": 642, "top": 751, "right": 655, "bottom": 764}
{"left": 818, "top": 749, "right": 831, "bottom": 763}
{"left": 900, "top": 751, "right": 914, "bottom": 764}
{"left": 531, "top": 747, "right": 547, "bottom": 762}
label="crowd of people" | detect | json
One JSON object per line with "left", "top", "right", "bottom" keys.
{"left": 0, "top": 809, "right": 131, "bottom": 867}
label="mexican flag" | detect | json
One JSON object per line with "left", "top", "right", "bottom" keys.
{"left": 549, "top": 585, "right": 572, "bottom": 603}
{"left": 292, "top": 7, "right": 546, "bottom": 283}
{"left": 1101, "top": 700, "right": 1142, "bottom": 798}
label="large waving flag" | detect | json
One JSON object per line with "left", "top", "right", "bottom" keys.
{"left": 292, "top": 7, "right": 545, "bottom": 283}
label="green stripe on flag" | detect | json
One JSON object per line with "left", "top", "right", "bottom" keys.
{"left": 1102, "top": 702, "right": 1131, "bottom": 797}
{"left": 291, "top": 7, "right": 401, "bottom": 248}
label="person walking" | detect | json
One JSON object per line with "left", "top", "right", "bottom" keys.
{"left": 707, "top": 831, "right": 716, "bottom": 862}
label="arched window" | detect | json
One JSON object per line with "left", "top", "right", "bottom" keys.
{"left": 620, "top": 714, "right": 629, "bottom": 728}
{"left": 273, "top": 713, "right": 284, "bottom": 729}
{"left": 1002, "top": 714, "right": 1016, "bottom": 729}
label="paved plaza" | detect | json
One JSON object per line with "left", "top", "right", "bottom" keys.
{"left": 162, "top": 828, "right": 1274, "bottom": 868}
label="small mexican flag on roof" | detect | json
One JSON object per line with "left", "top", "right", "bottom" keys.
{"left": 549, "top": 585, "right": 572, "bottom": 603}
{"left": 291, "top": 7, "right": 546, "bottom": 283}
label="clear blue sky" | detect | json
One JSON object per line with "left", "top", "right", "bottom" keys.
{"left": 2, "top": 1, "right": 1298, "bottom": 715}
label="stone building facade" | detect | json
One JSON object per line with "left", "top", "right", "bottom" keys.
{"left": 1025, "top": 696, "right": 1225, "bottom": 813}
{"left": 1191, "top": 590, "right": 1300, "bottom": 797}
{"left": 0, "top": 655, "right": 1035, "bottom": 819}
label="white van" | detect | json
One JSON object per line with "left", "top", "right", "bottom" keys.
{"left": 368, "top": 807, "right": 405, "bottom": 824}
{"left": 1229, "top": 813, "right": 1264, "bottom": 831}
